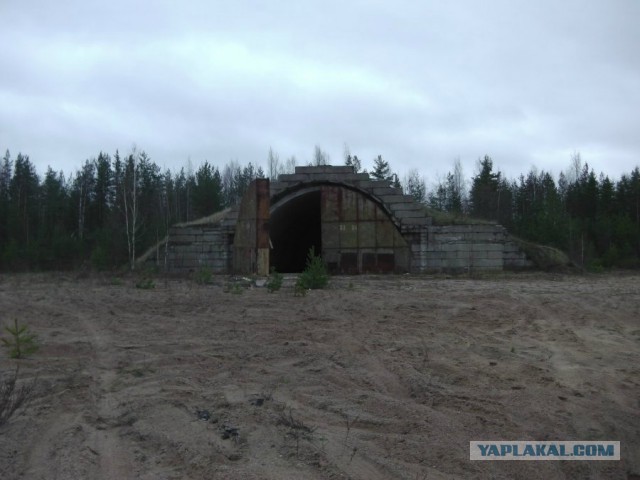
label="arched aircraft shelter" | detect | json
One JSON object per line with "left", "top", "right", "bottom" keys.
{"left": 163, "top": 166, "right": 533, "bottom": 275}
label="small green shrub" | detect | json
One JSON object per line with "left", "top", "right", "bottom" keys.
{"left": 194, "top": 267, "right": 214, "bottom": 285}
{"left": 296, "top": 247, "right": 329, "bottom": 290}
{"left": 135, "top": 277, "right": 155, "bottom": 289}
{"left": 224, "top": 282, "right": 244, "bottom": 294}
{"left": 266, "top": 268, "right": 283, "bottom": 292}
{"left": 2, "top": 320, "right": 38, "bottom": 359}
{"left": 293, "top": 282, "right": 308, "bottom": 297}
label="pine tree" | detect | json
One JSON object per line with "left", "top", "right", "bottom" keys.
{"left": 192, "top": 161, "right": 222, "bottom": 217}
{"left": 371, "top": 155, "right": 391, "bottom": 181}
{"left": 0, "top": 151, "right": 13, "bottom": 258}
{"left": 403, "top": 169, "right": 426, "bottom": 203}
{"left": 345, "top": 155, "right": 362, "bottom": 173}
{"left": 2, "top": 319, "right": 38, "bottom": 359}
{"left": 470, "top": 155, "right": 500, "bottom": 220}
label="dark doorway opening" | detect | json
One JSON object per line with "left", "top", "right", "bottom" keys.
{"left": 270, "top": 191, "right": 322, "bottom": 272}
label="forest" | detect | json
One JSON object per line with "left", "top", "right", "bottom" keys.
{"left": 0, "top": 147, "right": 638, "bottom": 271}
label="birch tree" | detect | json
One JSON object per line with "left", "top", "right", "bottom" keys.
{"left": 122, "top": 150, "right": 140, "bottom": 270}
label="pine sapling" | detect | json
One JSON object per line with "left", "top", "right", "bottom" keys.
{"left": 296, "top": 247, "right": 329, "bottom": 290}
{"left": 2, "top": 319, "right": 38, "bottom": 359}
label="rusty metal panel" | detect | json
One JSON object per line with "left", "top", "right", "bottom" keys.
{"left": 256, "top": 179, "right": 270, "bottom": 250}
{"left": 357, "top": 221, "right": 376, "bottom": 248}
{"left": 341, "top": 189, "right": 359, "bottom": 221}
{"left": 359, "top": 195, "right": 377, "bottom": 221}
{"left": 362, "top": 253, "right": 376, "bottom": 273}
{"left": 392, "top": 227, "right": 407, "bottom": 248}
{"left": 376, "top": 220, "right": 395, "bottom": 247}
{"left": 340, "top": 252, "right": 358, "bottom": 274}
{"left": 322, "top": 222, "right": 340, "bottom": 250}
{"left": 316, "top": 184, "right": 411, "bottom": 274}
{"left": 233, "top": 178, "right": 270, "bottom": 274}
{"left": 321, "top": 186, "right": 341, "bottom": 222}
{"left": 340, "top": 222, "right": 358, "bottom": 248}
{"left": 323, "top": 249, "right": 340, "bottom": 265}
{"left": 377, "top": 253, "right": 395, "bottom": 272}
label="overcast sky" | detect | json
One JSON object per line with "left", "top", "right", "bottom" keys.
{"left": 1, "top": 0, "right": 639, "bottom": 186}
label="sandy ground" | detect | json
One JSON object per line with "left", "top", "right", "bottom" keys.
{"left": 0, "top": 272, "right": 638, "bottom": 480}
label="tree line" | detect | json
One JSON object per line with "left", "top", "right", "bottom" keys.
{"left": 0, "top": 149, "right": 266, "bottom": 270}
{"left": 346, "top": 150, "right": 639, "bottom": 269}
{"left": 416, "top": 154, "right": 640, "bottom": 269}
{"left": 0, "top": 147, "right": 638, "bottom": 271}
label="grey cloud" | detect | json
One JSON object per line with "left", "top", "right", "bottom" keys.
{"left": 0, "top": 0, "right": 638, "bottom": 183}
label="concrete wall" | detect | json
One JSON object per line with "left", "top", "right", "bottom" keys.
{"left": 155, "top": 166, "right": 534, "bottom": 274}
{"left": 411, "top": 224, "right": 533, "bottom": 272}
{"left": 157, "top": 210, "right": 238, "bottom": 273}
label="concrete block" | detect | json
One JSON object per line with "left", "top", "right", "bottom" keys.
{"left": 436, "top": 225, "right": 466, "bottom": 234}
{"left": 440, "top": 242, "right": 470, "bottom": 252}
{"left": 309, "top": 173, "right": 354, "bottom": 183}
{"left": 471, "top": 258, "right": 503, "bottom": 268}
{"left": 170, "top": 235, "right": 196, "bottom": 244}
{"left": 372, "top": 187, "right": 402, "bottom": 196}
{"left": 487, "top": 250, "right": 505, "bottom": 259}
{"left": 426, "top": 259, "right": 445, "bottom": 269}
{"left": 400, "top": 224, "right": 430, "bottom": 235}
{"left": 425, "top": 251, "right": 447, "bottom": 260}
{"left": 459, "top": 250, "right": 482, "bottom": 259}
{"left": 389, "top": 202, "right": 424, "bottom": 211}
{"left": 296, "top": 166, "right": 354, "bottom": 174}
{"left": 471, "top": 243, "right": 503, "bottom": 252}
{"left": 342, "top": 173, "right": 371, "bottom": 182}
{"left": 504, "top": 244, "right": 521, "bottom": 253}
{"left": 444, "top": 258, "right": 470, "bottom": 269}
{"left": 394, "top": 209, "right": 427, "bottom": 219}
{"left": 462, "top": 232, "right": 502, "bottom": 242}
{"left": 353, "top": 180, "right": 385, "bottom": 190}
{"left": 201, "top": 234, "right": 222, "bottom": 243}
{"left": 378, "top": 194, "right": 414, "bottom": 204}
{"left": 434, "top": 235, "right": 464, "bottom": 243}
{"left": 400, "top": 217, "right": 429, "bottom": 226}
{"left": 277, "top": 174, "right": 308, "bottom": 182}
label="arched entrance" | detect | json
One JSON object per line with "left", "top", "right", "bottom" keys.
{"left": 269, "top": 183, "right": 410, "bottom": 274}
{"left": 270, "top": 190, "right": 322, "bottom": 272}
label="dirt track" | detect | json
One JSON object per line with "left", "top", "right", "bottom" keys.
{"left": 0, "top": 272, "right": 639, "bottom": 479}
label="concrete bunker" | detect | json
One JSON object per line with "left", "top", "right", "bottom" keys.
{"left": 158, "top": 165, "right": 534, "bottom": 274}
